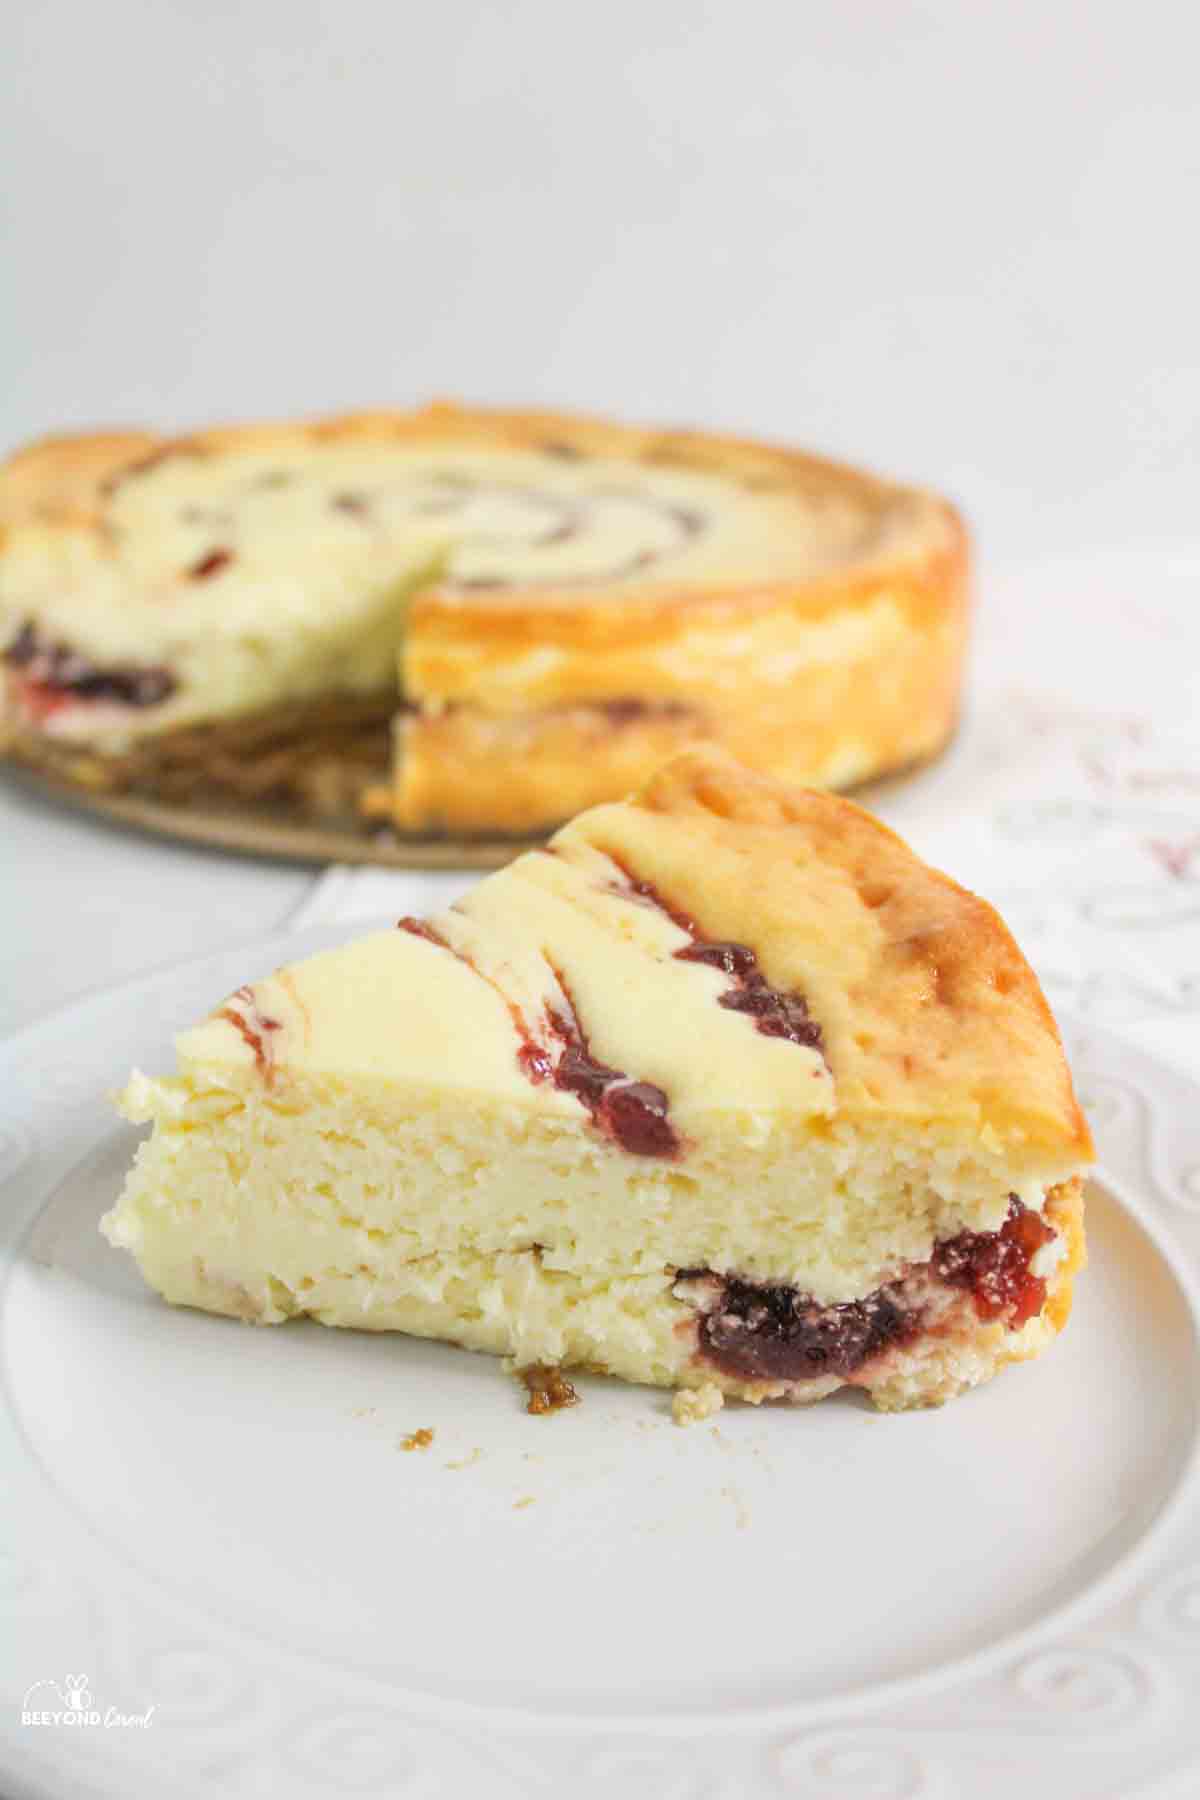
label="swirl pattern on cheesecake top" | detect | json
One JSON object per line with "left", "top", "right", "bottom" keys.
{"left": 104, "top": 457, "right": 718, "bottom": 592}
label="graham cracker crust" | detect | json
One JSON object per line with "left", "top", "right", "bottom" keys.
{"left": 1, "top": 691, "right": 395, "bottom": 822}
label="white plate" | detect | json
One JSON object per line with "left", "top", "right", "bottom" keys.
{"left": 3, "top": 927, "right": 1200, "bottom": 1800}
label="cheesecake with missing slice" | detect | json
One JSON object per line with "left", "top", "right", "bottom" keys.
{"left": 103, "top": 750, "right": 1090, "bottom": 1411}
{"left": 1, "top": 403, "right": 968, "bottom": 835}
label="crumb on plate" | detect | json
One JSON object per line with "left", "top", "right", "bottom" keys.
{"left": 517, "top": 1362, "right": 579, "bottom": 1416}
{"left": 672, "top": 1383, "right": 725, "bottom": 1426}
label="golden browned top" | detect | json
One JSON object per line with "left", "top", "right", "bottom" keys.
{"left": 0, "top": 430, "right": 162, "bottom": 531}
{"left": 560, "top": 749, "right": 1094, "bottom": 1156}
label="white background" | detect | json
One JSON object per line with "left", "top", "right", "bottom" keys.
{"left": 3, "top": 0, "right": 1198, "bottom": 1031}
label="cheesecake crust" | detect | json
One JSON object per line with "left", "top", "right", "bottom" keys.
{"left": 0, "top": 689, "right": 394, "bottom": 818}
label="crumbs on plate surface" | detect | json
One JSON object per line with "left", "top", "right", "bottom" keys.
{"left": 400, "top": 1428, "right": 435, "bottom": 1452}
{"left": 517, "top": 1362, "right": 579, "bottom": 1416}
{"left": 721, "top": 1482, "right": 750, "bottom": 1530}
{"left": 672, "top": 1383, "right": 725, "bottom": 1426}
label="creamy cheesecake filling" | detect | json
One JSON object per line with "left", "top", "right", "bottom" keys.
{"left": 110, "top": 1044, "right": 1073, "bottom": 1316}
{"left": 678, "top": 1197, "right": 1057, "bottom": 1386}
{"left": 102, "top": 1152, "right": 1072, "bottom": 1410}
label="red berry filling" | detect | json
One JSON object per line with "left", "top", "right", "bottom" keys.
{"left": 544, "top": 1003, "right": 678, "bottom": 1158}
{"left": 689, "top": 1275, "right": 916, "bottom": 1381}
{"left": 188, "top": 547, "right": 235, "bottom": 580}
{"left": 932, "top": 1196, "right": 1055, "bottom": 1327}
{"left": 396, "top": 917, "right": 679, "bottom": 1158}
{"left": 613, "top": 871, "right": 826, "bottom": 1059}
{"left": 676, "top": 940, "right": 823, "bottom": 1050}
{"left": 686, "top": 1199, "right": 1057, "bottom": 1384}
{"left": 5, "top": 621, "right": 176, "bottom": 711}
{"left": 216, "top": 985, "right": 282, "bottom": 1083}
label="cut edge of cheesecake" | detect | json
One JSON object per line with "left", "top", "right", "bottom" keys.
{"left": 102, "top": 748, "right": 1090, "bottom": 1413}
{"left": 1, "top": 402, "right": 969, "bottom": 836}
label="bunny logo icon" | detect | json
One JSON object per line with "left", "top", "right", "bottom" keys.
{"left": 62, "top": 1676, "right": 92, "bottom": 1712}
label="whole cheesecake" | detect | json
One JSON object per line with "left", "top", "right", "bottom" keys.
{"left": 103, "top": 750, "right": 1090, "bottom": 1413}
{"left": 0, "top": 403, "right": 968, "bottom": 836}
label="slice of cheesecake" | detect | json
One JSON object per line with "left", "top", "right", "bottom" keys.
{"left": 1, "top": 402, "right": 967, "bottom": 834}
{"left": 103, "top": 750, "right": 1090, "bottom": 1412}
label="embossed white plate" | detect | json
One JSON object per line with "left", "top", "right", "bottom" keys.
{"left": 2, "top": 925, "right": 1200, "bottom": 1800}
